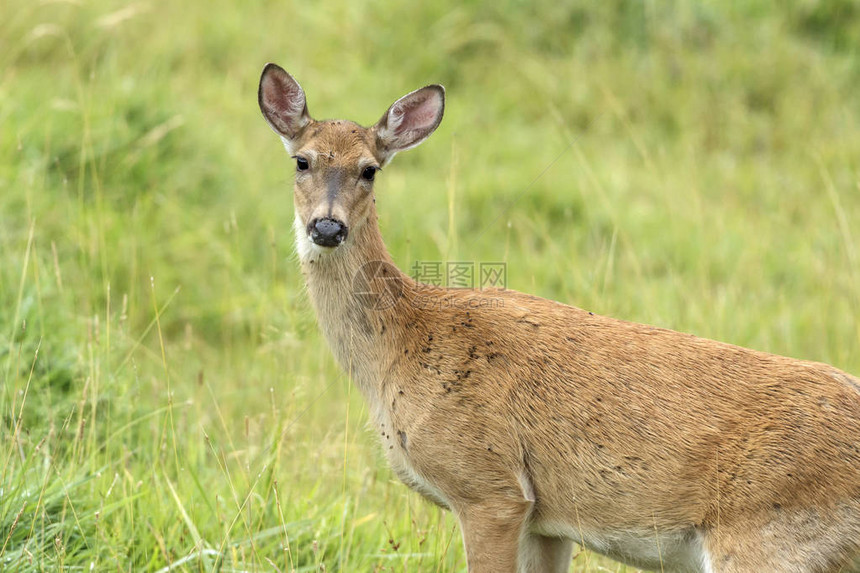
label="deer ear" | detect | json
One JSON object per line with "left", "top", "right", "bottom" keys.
{"left": 258, "top": 63, "right": 311, "bottom": 145}
{"left": 375, "top": 84, "right": 444, "bottom": 163}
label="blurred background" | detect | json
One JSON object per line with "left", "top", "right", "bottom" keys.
{"left": 1, "top": 0, "right": 859, "bottom": 570}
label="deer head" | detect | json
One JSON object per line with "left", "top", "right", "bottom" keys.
{"left": 258, "top": 63, "right": 444, "bottom": 253}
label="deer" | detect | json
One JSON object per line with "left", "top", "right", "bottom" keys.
{"left": 257, "top": 63, "right": 860, "bottom": 573}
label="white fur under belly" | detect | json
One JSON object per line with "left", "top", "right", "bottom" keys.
{"left": 532, "top": 522, "right": 709, "bottom": 573}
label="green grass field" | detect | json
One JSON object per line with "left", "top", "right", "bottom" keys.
{"left": 2, "top": 1, "right": 859, "bottom": 571}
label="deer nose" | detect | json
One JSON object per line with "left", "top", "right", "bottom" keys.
{"left": 309, "top": 217, "right": 348, "bottom": 247}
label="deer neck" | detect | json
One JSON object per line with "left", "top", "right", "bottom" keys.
{"left": 295, "top": 210, "right": 410, "bottom": 395}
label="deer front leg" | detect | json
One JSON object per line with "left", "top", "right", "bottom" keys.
{"left": 458, "top": 500, "right": 532, "bottom": 573}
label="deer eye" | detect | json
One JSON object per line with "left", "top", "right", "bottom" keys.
{"left": 295, "top": 156, "right": 309, "bottom": 171}
{"left": 361, "top": 166, "right": 378, "bottom": 181}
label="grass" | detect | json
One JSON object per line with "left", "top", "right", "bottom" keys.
{"left": 1, "top": 0, "right": 859, "bottom": 571}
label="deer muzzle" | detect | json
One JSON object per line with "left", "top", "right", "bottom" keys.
{"left": 308, "top": 217, "right": 348, "bottom": 248}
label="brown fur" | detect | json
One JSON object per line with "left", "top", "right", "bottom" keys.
{"left": 259, "top": 64, "right": 860, "bottom": 572}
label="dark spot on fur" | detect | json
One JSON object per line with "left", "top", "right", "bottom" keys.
{"left": 589, "top": 311, "right": 594, "bottom": 316}
{"left": 487, "top": 352, "right": 504, "bottom": 363}
{"left": 453, "top": 369, "right": 471, "bottom": 382}
{"left": 397, "top": 430, "right": 407, "bottom": 450}
{"left": 420, "top": 361, "right": 442, "bottom": 375}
